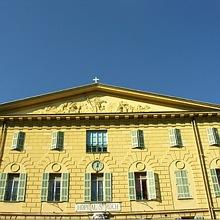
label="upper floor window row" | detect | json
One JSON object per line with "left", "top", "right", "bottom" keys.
{"left": 11, "top": 127, "right": 220, "bottom": 152}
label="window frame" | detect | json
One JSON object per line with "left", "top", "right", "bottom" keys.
{"left": 128, "top": 171, "right": 158, "bottom": 201}
{"left": 175, "top": 170, "right": 191, "bottom": 199}
{"left": 86, "top": 130, "right": 108, "bottom": 153}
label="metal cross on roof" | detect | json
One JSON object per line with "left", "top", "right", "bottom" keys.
{"left": 93, "top": 77, "right": 99, "bottom": 83}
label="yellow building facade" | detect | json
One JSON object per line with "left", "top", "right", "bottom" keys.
{"left": 0, "top": 83, "right": 220, "bottom": 220}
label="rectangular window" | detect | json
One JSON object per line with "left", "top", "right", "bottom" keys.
{"left": 135, "top": 172, "right": 147, "bottom": 200}
{"left": 169, "top": 128, "right": 183, "bottom": 147}
{"left": 51, "top": 131, "right": 64, "bottom": 150}
{"left": 12, "top": 131, "right": 25, "bottom": 151}
{"left": 0, "top": 173, "right": 27, "bottom": 202}
{"left": 86, "top": 130, "right": 107, "bottom": 153}
{"left": 175, "top": 170, "right": 191, "bottom": 199}
{"left": 91, "top": 173, "right": 104, "bottom": 201}
{"left": 48, "top": 174, "right": 61, "bottom": 202}
{"left": 207, "top": 128, "right": 220, "bottom": 146}
{"left": 41, "top": 173, "right": 69, "bottom": 202}
{"left": 131, "top": 130, "right": 144, "bottom": 148}
{"left": 128, "top": 171, "right": 158, "bottom": 201}
{"left": 4, "top": 174, "right": 19, "bottom": 201}
{"left": 210, "top": 169, "right": 220, "bottom": 197}
{"left": 84, "top": 173, "right": 112, "bottom": 202}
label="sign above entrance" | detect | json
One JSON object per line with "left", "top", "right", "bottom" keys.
{"left": 75, "top": 202, "right": 121, "bottom": 212}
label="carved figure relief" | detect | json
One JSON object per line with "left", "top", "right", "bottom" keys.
{"left": 32, "top": 96, "right": 151, "bottom": 114}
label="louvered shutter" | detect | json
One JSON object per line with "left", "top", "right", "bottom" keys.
{"left": 0, "top": 173, "right": 7, "bottom": 201}
{"left": 175, "top": 170, "right": 191, "bottom": 199}
{"left": 175, "top": 129, "right": 183, "bottom": 146}
{"left": 147, "top": 170, "right": 157, "bottom": 200}
{"left": 214, "top": 128, "right": 220, "bottom": 145}
{"left": 131, "top": 131, "right": 139, "bottom": 148}
{"left": 210, "top": 169, "right": 220, "bottom": 197}
{"left": 207, "top": 128, "right": 216, "bottom": 145}
{"left": 138, "top": 130, "right": 144, "bottom": 148}
{"left": 169, "top": 128, "right": 182, "bottom": 147}
{"left": 207, "top": 128, "right": 220, "bottom": 146}
{"left": 51, "top": 132, "right": 58, "bottom": 149}
{"left": 17, "top": 173, "right": 27, "bottom": 201}
{"left": 169, "top": 128, "right": 177, "bottom": 147}
{"left": 128, "top": 172, "right": 136, "bottom": 200}
{"left": 104, "top": 173, "right": 112, "bottom": 202}
{"left": 18, "top": 132, "right": 25, "bottom": 150}
{"left": 57, "top": 131, "right": 64, "bottom": 150}
{"left": 12, "top": 132, "right": 25, "bottom": 150}
{"left": 41, "top": 173, "right": 49, "bottom": 201}
{"left": 84, "top": 173, "right": 91, "bottom": 201}
{"left": 61, "top": 173, "right": 69, "bottom": 201}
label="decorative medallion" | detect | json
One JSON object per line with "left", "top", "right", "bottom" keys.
{"left": 52, "top": 163, "right": 61, "bottom": 172}
{"left": 136, "top": 162, "right": 146, "bottom": 171}
{"left": 10, "top": 163, "right": 20, "bottom": 172}
{"left": 92, "top": 160, "right": 104, "bottom": 172}
{"left": 175, "top": 161, "right": 185, "bottom": 170}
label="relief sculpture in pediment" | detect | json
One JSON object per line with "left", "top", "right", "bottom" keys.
{"left": 32, "top": 97, "right": 151, "bottom": 114}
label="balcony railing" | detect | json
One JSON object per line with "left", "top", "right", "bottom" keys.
{"left": 86, "top": 145, "right": 107, "bottom": 153}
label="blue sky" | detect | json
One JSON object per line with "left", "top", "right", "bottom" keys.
{"left": 0, "top": 0, "right": 220, "bottom": 104}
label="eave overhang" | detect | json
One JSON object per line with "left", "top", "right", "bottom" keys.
{"left": 0, "top": 111, "right": 220, "bottom": 122}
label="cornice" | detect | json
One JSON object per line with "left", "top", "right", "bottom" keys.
{"left": 0, "top": 111, "right": 220, "bottom": 122}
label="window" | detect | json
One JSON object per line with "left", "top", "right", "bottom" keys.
{"left": 86, "top": 130, "right": 107, "bottom": 153}
{"left": 210, "top": 169, "right": 220, "bottom": 197}
{"left": 175, "top": 170, "right": 191, "bottom": 199}
{"left": 207, "top": 128, "right": 220, "bottom": 146}
{"left": 169, "top": 128, "right": 183, "bottom": 147}
{"left": 128, "top": 171, "right": 159, "bottom": 201}
{"left": 12, "top": 131, "right": 25, "bottom": 151}
{"left": 131, "top": 130, "right": 144, "bottom": 149}
{"left": 41, "top": 173, "right": 69, "bottom": 202}
{"left": 84, "top": 173, "right": 112, "bottom": 202}
{"left": 51, "top": 131, "right": 64, "bottom": 150}
{"left": 91, "top": 173, "right": 104, "bottom": 201}
{"left": 0, "top": 173, "right": 27, "bottom": 202}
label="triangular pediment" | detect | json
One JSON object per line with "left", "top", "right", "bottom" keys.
{"left": 0, "top": 83, "right": 219, "bottom": 115}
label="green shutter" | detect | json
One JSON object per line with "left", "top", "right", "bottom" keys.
{"left": 61, "top": 173, "right": 69, "bottom": 201}
{"left": 12, "top": 132, "right": 19, "bottom": 149}
{"left": 147, "top": 170, "right": 157, "bottom": 200}
{"left": 214, "top": 128, "right": 220, "bottom": 145}
{"left": 207, "top": 128, "right": 220, "bottom": 146}
{"left": 57, "top": 131, "right": 64, "bottom": 150}
{"left": 12, "top": 132, "right": 25, "bottom": 150}
{"left": 84, "top": 173, "right": 91, "bottom": 202}
{"left": 175, "top": 170, "right": 191, "bottom": 199}
{"left": 52, "top": 131, "right": 64, "bottom": 150}
{"left": 128, "top": 172, "right": 136, "bottom": 200}
{"left": 41, "top": 173, "right": 49, "bottom": 201}
{"left": 207, "top": 128, "right": 216, "bottom": 145}
{"left": 17, "top": 173, "right": 27, "bottom": 201}
{"left": 0, "top": 173, "right": 7, "bottom": 201}
{"left": 169, "top": 128, "right": 182, "bottom": 147}
{"left": 138, "top": 130, "right": 144, "bottom": 148}
{"left": 18, "top": 132, "right": 25, "bottom": 150}
{"left": 104, "top": 173, "right": 112, "bottom": 202}
{"left": 169, "top": 128, "right": 177, "bottom": 147}
{"left": 175, "top": 129, "right": 183, "bottom": 146}
{"left": 210, "top": 169, "right": 220, "bottom": 197}
{"left": 131, "top": 130, "right": 139, "bottom": 148}
{"left": 51, "top": 132, "right": 58, "bottom": 149}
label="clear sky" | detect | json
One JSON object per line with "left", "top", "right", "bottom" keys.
{"left": 0, "top": 0, "right": 220, "bottom": 104}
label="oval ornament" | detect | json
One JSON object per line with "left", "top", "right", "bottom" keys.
{"left": 11, "top": 163, "right": 20, "bottom": 172}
